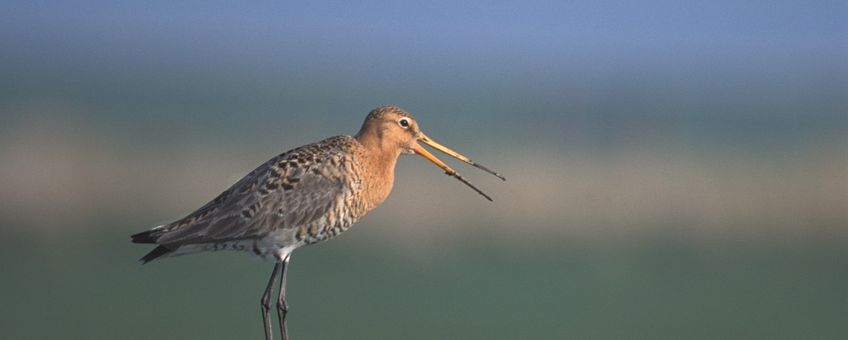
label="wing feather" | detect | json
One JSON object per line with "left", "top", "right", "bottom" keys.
{"left": 153, "top": 136, "right": 355, "bottom": 246}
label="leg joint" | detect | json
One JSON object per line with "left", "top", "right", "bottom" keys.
{"left": 276, "top": 300, "right": 289, "bottom": 313}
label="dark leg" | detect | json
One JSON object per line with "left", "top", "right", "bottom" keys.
{"left": 276, "top": 254, "right": 291, "bottom": 340}
{"left": 261, "top": 263, "right": 281, "bottom": 340}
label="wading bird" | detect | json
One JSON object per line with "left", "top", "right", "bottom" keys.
{"left": 131, "top": 105, "right": 504, "bottom": 340}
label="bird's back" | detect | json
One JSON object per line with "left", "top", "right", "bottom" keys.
{"left": 132, "top": 135, "right": 371, "bottom": 262}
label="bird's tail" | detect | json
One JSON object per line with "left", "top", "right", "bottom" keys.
{"left": 131, "top": 227, "right": 175, "bottom": 263}
{"left": 130, "top": 229, "right": 161, "bottom": 244}
{"left": 138, "top": 245, "right": 173, "bottom": 263}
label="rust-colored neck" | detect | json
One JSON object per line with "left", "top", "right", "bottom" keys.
{"left": 354, "top": 129, "right": 402, "bottom": 210}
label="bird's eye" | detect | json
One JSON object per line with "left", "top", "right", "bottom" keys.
{"left": 398, "top": 118, "right": 410, "bottom": 128}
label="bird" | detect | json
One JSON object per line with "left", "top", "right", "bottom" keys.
{"left": 131, "top": 105, "right": 505, "bottom": 340}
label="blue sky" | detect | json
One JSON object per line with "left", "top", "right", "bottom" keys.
{"left": 1, "top": 0, "right": 845, "bottom": 147}
{"left": 4, "top": 0, "right": 844, "bottom": 72}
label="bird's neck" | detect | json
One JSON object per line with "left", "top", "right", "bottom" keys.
{"left": 354, "top": 133, "right": 401, "bottom": 210}
{"left": 354, "top": 127, "right": 402, "bottom": 166}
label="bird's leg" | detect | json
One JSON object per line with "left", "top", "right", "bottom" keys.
{"left": 276, "top": 254, "right": 291, "bottom": 340}
{"left": 261, "top": 263, "right": 281, "bottom": 340}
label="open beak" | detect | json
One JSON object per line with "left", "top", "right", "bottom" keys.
{"left": 412, "top": 132, "right": 506, "bottom": 201}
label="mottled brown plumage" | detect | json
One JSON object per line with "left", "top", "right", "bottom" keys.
{"left": 133, "top": 135, "right": 367, "bottom": 261}
{"left": 131, "top": 105, "right": 504, "bottom": 340}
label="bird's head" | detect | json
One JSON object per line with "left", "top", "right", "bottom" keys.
{"left": 355, "top": 105, "right": 505, "bottom": 201}
{"left": 356, "top": 105, "right": 422, "bottom": 155}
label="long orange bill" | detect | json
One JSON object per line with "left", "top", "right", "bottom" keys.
{"left": 419, "top": 134, "right": 506, "bottom": 181}
{"left": 412, "top": 133, "right": 505, "bottom": 201}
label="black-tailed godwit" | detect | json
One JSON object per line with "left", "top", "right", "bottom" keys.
{"left": 131, "top": 105, "right": 504, "bottom": 340}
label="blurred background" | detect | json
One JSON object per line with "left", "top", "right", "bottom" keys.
{"left": 1, "top": 1, "right": 846, "bottom": 339}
